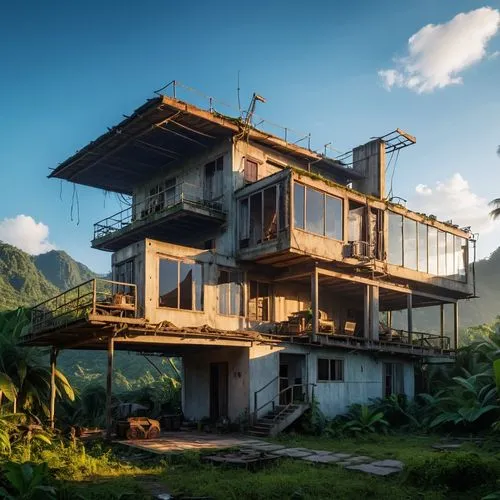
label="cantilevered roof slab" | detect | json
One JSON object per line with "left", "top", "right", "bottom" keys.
{"left": 49, "top": 96, "right": 360, "bottom": 195}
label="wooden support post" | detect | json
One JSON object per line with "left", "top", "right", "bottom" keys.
{"left": 106, "top": 336, "right": 114, "bottom": 440}
{"left": 440, "top": 304, "right": 445, "bottom": 349}
{"left": 311, "top": 268, "right": 318, "bottom": 343}
{"left": 407, "top": 294, "right": 413, "bottom": 345}
{"left": 363, "top": 285, "right": 370, "bottom": 340}
{"left": 387, "top": 310, "right": 392, "bottom": 329}
{"left": 453, "top": 302, "right": 459, "bottom": 350}
{"left": 49, "top": 347, "right": 58, "bottom": 430}
{"left": 370, "top": 286, "right": 380, "bottom": 341}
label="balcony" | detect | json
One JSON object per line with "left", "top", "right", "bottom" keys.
{"left": 92, "top": 182, "right": 226, "bottom": 251}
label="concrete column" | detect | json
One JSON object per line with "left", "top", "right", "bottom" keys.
{"left": 369, "top": 286, "right": 380, "bottom": 341}
{"left": 106, "top": 336, "right": 114, "bottom": 440}
{"left": 453, "top": 302, "right": 459, "bottom": 350}
{"left": 387, "top": 310, "right": 392, "bottom": 329}
{"left": 407, "top": 294, "right": 413, "bottom": 344}
{"left": 49, "top": 347, "right": 58, "bottom": 430}
{"left": 440, "top": 304, "right": 445, "bottom": 349}
{"left": 363, "top": 285, "right": 370, "bottom": 340}
{"left": 311, "top": 268, "right": 318, "bottom": 342}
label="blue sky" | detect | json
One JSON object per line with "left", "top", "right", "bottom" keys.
{"left": 0, "top": 0, "right": 499, "bottom": 273}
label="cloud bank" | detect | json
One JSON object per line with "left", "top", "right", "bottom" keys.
{"left": 0, "top": 215, "right": 56, "bottom": 254}
{"left": 379, "top": 7, "right": 500, "bottom": 93}
{"left": 411, "top": 173, "right": 496, "bottom": 236}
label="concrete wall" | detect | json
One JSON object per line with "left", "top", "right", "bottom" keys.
{"left": 182, "top": 347, "right": 249, "bottom": 421}
{"left": 248, "top": 343, "right": 415, "bottom": 419}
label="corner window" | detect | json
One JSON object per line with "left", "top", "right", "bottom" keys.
{"left": 293, "top": 182, "right": 343, "bottom": 240}
{"left": 159, "top": 258, "right": 203, "bottom": 311}
{"left": 244, "top": 158, "right": 258, "bottom": 183}
{"left": 218, "top": 269, "right": 244, "bottom": 316}
{"left": 388, "top": 212, "right": 403, "bottom": 266}
{"left": 317, "top": 358, "right": 344, "bottom": 382}
{"left": 248, "top": 281, "right": 270, "bottom": 321}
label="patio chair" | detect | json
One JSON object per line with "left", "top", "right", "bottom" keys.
{"left": 344, "top": 321, "right": 357, "bottom": 336}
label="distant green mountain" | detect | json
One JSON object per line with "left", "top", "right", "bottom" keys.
{"left": 0, "top": 243, "right": 100, "bottom": 311}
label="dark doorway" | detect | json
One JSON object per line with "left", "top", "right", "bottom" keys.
{"left": 279, "top": 354, "right": 306, "bottom": 405}
{"left": 209, "top": 362, "right": 228, "bottom": 419}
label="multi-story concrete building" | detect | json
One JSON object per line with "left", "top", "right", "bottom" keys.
{"left": 25, "top": 83, "right": 475, "bottom": 436}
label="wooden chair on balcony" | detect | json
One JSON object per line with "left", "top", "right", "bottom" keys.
{"left": 344, "top": 321, "right": 357, "bottom": 336}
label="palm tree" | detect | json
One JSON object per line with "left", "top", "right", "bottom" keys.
{"left": 0, "top": 308, "right": 74, "bottom": 419}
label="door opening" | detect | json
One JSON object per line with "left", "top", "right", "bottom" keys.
{"left": 209, "top": 362, "right": 228, "bottom": 419}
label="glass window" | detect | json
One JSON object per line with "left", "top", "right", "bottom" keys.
{"left": 438, "top": 231, "right": 446, "bottom": 276}
{"left": 159, "top": 259, "right": 203, "bottom": 310}
{"left": 458, "top": 237, "right": 467, "bottom": 280}
{"left": 325, "top": 195, "right": 343, "bottom": 240}
{"left": 159, "top": 259, "right": 179, "bottom": 308}
{"left": 305, "top": 187, "right": 324, "bottom": 235}
{"left": 249, "top": 192, "right": 263, "bottom": 245}
{"left": 446, "top": 233, "right": 454, "bottom": 279}
{"left": 317, "top": 358, "right": 344, "bottom": 382}
{"left": 428, "top": 227, "right": 438, "bottom": 275}
{"left": 248, "top": 281, "right": 270, "bottom": 321}
{"left": 384, "top": 362, "right": 404, "bottom": 396}
{"left": 239, "top": 198, "right": 249, "bottom": 247}
{"left": 294, "top": 183, "right": 305, "bottom": 229}
{"left": 218, "top": 269, "right": 244, "bottom": 316}
{"left": 403, "top": 218, "right": 417, "bottom": 270}
{"left": 417, "top": 223, "right": 428, "bottom": 273}
{"left": 388, "top": 212, "right": 403, "bottom": 266}
{"left": 263, "top": 186, "right": 278, "bottom": 241}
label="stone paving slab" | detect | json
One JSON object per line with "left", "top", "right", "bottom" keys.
{"left": 302, "top": 454, "right": 342, "bottom": 463}
{"left": 331, "top": 453, "right": 353, "bottom": 459}
{"left": 246, "top": 444, "right": 286, "bottom": 452}
{"left": 370, "top": 459, "right": 404, "bottom": 470}
{"left": 345, "top": 464, "right": 401, "bottom": 476}
{"left": 346, "top": 456, "right": 373, "bottom": 464}
{"left": 272, "top": 448, "right": 314, "bottom": 458}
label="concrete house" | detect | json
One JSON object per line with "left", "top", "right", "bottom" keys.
{"left": 25, "top": 83, "right": 475, "bottom": 437}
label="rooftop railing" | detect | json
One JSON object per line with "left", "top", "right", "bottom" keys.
{"left": 93, "top": 181, "right": 225, "bottom": 241}
{"left": 28, "top": 279, "right": 137, "bottom": 336}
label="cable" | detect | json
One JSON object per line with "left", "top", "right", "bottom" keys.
{"left": 387, "top": 149, "right": 400, "bottom": 200}
{"left": 70, "top": 184, "right": 80, "bottom": 225}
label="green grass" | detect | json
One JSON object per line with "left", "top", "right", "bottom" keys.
{"left": 2, "top": 434, "right": 500, "bottom": 499}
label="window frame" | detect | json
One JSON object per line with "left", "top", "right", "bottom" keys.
{"left": 244, "top": 158, "right": 259, "bottom": 183}
{"left": 217, "top": 268, "right": 245, "bottom": 317}
{"left": 293, "top": 181, "right": 344, "bottom": 241}
{"left": 247, "top": 280, "right": 271, "bottom": 322}
{"left": 158, "top": 256, "right": 204, "bottom": 312}
{"left": 317, "top": 357, "right": 345, "bottom": 382}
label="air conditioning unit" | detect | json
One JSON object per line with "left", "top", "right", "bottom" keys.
{"left": 345, "top": 241, "right": 373, "bottom": 259}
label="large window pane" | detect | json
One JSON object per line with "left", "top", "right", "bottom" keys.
{"left": 218, "top": 269, "right": 243, "bottom": 316}
{"left": 325, "top": 195, "right": 343, "bottom": 240}
{"left": 459, "top": 238, "right": 467, "bottom": 280}
{"left": 388, "top": 212, "right": 403, "bottom": 266}
{"left": 263, "top": 186, "right": 278, "bottom": 241}
{"left": 438, "top": 231, "right": 446, "bottom": 276}
{"left": 417, "top": 223, "right": 428, "bottom": 273}
{"left": 294, "top": 183, "right": 305, "bottom": 229}
{"left": 159, "top": 259, "right": 178, "bottom": 308}
{"left": 306, "top": 187, "right": 324, "bottom": 235}
{"left": 446, "top": 233, "right": 455, "bottom": 279}
{"left": 403, "top": 218, "right": 417, "bottom": 270}
{"left": 428, "top": 227, "right": 438, "bottom": 275}
{"left": 250, "top": 192, "right": 262, "bottom": 245}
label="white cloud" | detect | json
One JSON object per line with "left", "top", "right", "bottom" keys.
{"left": 411, "top": 173, "right": 496, "bottom": 236}
{"left": 379, "top": 7, "right": 500, "bottom": 93}
{"left": 0, "top": 215, "right": 56, "bottom": 255}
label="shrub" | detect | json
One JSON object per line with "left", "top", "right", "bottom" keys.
{"left": 405, "top": 452, "right": 500, "bottom": 492}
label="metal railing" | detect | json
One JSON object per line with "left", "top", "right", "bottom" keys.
{"left": 29, "top": 279, "right": 137, "bottom": 336}
{"left": 253, "top": 380, "right": 315, "bottom": 424}
{"left": 379, "top": 329, "right": 452, "bottom": 350}
{"left": 153, "top": 80, "right": 348, "bottom": 161}
{"left": 93, "top": 182, "right": 225, "bottom": 240}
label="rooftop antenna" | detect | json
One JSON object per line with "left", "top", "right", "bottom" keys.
{"left": 244, "top": 92, "right": 266, "bottom": 128}
{"left": 237, "top": 70, "right": 242, "bottom": 116}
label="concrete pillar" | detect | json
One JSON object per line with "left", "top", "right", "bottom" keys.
{"left": 440, "top": 304, "right": 445, "bottom": 349}
{"left": 106, "top": 336, "right": 114, "bottom": 440}
{"left": 387, "top": 310, "right": 392, "bottom": 329}
{"left": 311, "top": 268, "right": 318, "bottom": 342}
{"left": 407, "top": 294, "right": 413, "bottom": 344}
{"left": 363, "top": 285, "right": 370, "bottom": 339}
{"left": 369, "top": 286, "right": 380, "bottom": 341}
{"left": 453, "top": 302, "right": 459, "bottom": 350}
{"left": 49, "top": 347, "right": 58, "bottom": 430}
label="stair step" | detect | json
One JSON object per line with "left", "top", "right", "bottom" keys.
{"left": 247, "top": 430, "right": 269, "bottom": 437}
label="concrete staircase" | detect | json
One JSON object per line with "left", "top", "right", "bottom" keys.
{"left": 248, "top": 403, "right": 310, "bottom": 437}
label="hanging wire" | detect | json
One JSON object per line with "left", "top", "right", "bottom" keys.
{"left": 388, "top": 149, "right": 401, "bottom": 200}
{"left": 70, "top": 184, "right": 80, "bottom": 225}
{"left": 59, "top": 180, "right": 63, "bottom": 201}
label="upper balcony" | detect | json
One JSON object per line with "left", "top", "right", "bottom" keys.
{"left": 92, "top": 182, "right": 226, "bottom": 251}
